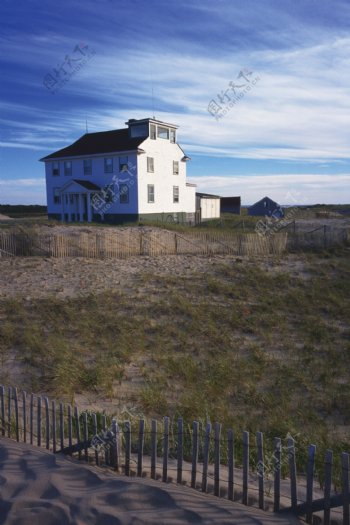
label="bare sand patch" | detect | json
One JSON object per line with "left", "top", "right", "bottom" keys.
{"left": 0, "top": 438, "right": 301, "bottom": 525}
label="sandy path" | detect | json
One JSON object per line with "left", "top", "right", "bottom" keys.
{"left": 0, "top": 438, "right": 301, "bottom": 525}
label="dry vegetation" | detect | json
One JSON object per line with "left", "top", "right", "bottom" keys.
{"left": 0, "top": 206, "right": 350, "bottom": 482}
{"left": 0, "top": 245, "right": 349, "bottom": 456}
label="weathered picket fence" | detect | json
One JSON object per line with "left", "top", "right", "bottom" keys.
{"left": 1, "top": 386, "right": 349, "bottom": 524}
{"left": 284, "top": 224, "right": 350, "bottom": 250}
{"left": 0, "top": 230, "right": 287, "bottom": 258}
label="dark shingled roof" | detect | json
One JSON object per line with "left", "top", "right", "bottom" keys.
{"left": 40, "top": 129, "right": 145, "bottom": 161}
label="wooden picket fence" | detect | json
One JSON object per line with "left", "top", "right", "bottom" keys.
{"left": 0, "top": 230, "right": 287, "bottom": 258}
{"left": 0, "top": 385, "right": 349, "bottom": 524}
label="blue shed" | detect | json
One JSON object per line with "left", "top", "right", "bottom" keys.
{"left": 248, "top": 196, "right": 284, "bottom": 218}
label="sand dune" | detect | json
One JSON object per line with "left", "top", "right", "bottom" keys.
{"left": 0, "top": 438, "right": 301, "bottom": 525}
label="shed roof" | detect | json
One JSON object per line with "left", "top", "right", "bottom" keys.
{"left": 249, "top": 196, "right": 279, "bottom": 209}
{"left": 196, "top": 192, "right": 221, "bottom": 199}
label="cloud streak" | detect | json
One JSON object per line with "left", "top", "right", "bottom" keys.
{"left": 1, "top": 0, "right": 350, "bottom": 203}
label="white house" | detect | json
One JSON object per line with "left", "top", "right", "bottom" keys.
{"left": 40, "top": 117, "right": 196, "bottom": 224}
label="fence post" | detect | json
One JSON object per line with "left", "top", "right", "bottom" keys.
{"left": 125, "top": 421, "right": 131, "bottom": 476}
{"left": 191, "top": 421, "right": 199, "bottom": 489}
{"left": 52, "top": 401, "right": 56, "bottom": 453}
{"left": 243, "top": 431, "right": 249, "bottom": 505}
{"left": 30, "top": 393, "right": 34, "bottom": 445}
{"left": 306, "top": 444, "right": 316, "bottom": 523}
{"left": 177, "top": 417, "right": 183, "bottom": 484}
{"left": 227, "top": 428, "right": 234, "bottom": 501}
{"left": 137, "top": 419, "right": 145, "bottom": 477}
{"left": 92, "top": 413, "right": 99, "bottom": 466}
{"left": 151, "top": 419, "right": 157, "bottom": 480}
{"left": 256, "top": 431, "right": 264, "bottom": 510}
{"left": 74, "top": 406, "right": 81, "bottom": 460}
{"left": 102, "top": 415, "right": 109, "bottom": 465}
{"left": 139, "top": 232, "right": 143, "bottom": 255}
{"left": 214, "top": 422, "right": 221, "bottom": 497}
{"left": 44, "top": 397, "right": 50, "bottom": 450}
{"left": 37, "top": 396, "right": 42, "bottom": 447}
{"left": 13, "top": 388, "right": 19, "bottom": 442}
{"left": 22, "top": 391, "right": 27, "bottom": 443}
{"left": 288, "top": 436, "right": 297, "bottom": 511}
{"left": 274, "top": 437, "right": 281, "bottom": 512}
{"left": 0, "top": 386, "right": 4, "bottom": 437}
{"left": 112, "top": 419, "right": 119, "bottom": 472}
{"left": 202, "top": 422, "right": 211, "bottom": 493}
{"left": 59, "top": 402, "right": 64, "bottom": 451}
{"left": 7, "top": 387, "right": 11, "bottom": 438}
{"left": 323, "top": 449, "right": 333, "bottom": 525}
{"left": 163, "top": 416, "right": 169, "bottom": 483}
{"left": 342, "top": 452, "right": 349, "bottom": 525}
{"left": 83, "top": 411, "right": 88, "bottom": 462}
{"left": 67, "top": 405, "right": 72, "bottom": 455}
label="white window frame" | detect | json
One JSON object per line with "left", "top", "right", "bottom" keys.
{"left": 150, "top": 124, "right": 156, "bottom": 140}
{"left": 64, "top": 161, "right": 72, "bottom": 176}
{"left": 53, "top": 187, "right": 61, "bottom": 204}
{"left": 147, "top": 157, "right": 154, "bottom": 173}
{"left": 173, "top": 186, "right": 179, "bottom": 203}
{"left": 83, "top": 159, "right": 92, "bottom": 175}
{"left": 173, "top": 161, "right": 179, "bottom": 175}
{"left": 119, "top": 156, "right": 128, "bottom": 172}
{"left": 170, "top": 129, "right": 176, "bottom": 143}
{"left": 120, "top": 184, "right": 129, "bottom": 204}
{"left": 52, "top": 161, "right": 60, "bottom": 176}
{"left": 157, "top": 126, "right": 169, "bottom": 139}
{"left": 147, "top": 184, "right": 155, "bottom": 203}
{"left": 104, "top": 157, "right": 113, "bottom": 173}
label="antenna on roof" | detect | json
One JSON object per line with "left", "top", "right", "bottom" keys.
{"left": 151, "top": 73, "right": 155, "bottom": 119}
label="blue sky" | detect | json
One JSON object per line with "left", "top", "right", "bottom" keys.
{"left": 1, "top": 0, "right": 350, "bottom": 205}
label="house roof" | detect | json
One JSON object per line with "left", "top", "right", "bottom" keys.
{"left": 40, "top": 129, "right": 145, "bottom": 161}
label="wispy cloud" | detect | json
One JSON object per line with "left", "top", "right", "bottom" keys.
{"left": 189, "top": 173, "right": 350, "bottom": 204}
{"left": 1, "top": 0, "right": 350, "bottom": 204}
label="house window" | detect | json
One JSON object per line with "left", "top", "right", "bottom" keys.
{"left": 147, "top": 157, "right": 154, "bottom": 173}
{"left": 170, "top": 129, "right": 176, "bottom": 143}
{"left": 173, "top": 161, "right": 179, "bottom": 175}
{"left": 103, "top": 184, "right": 114, "bottom": 203}
{"left": 150, "top": 124, "right": 156, "bottom": 140}
{"left": 104, "top": 157, "right": 113, "bottom": 173}
{"left": 52, "top": 162, "right": 59, "bottom": 176}
{"left": 157, "top": 126, "right": 169, "bottom": 139}
{"left": 147, "top": 184, "right": 154, "bottom": 203}
{"left": 64, "top": 161, "right": 72, "bottom": 176}
{"left": 173, "top": 186, "right": 179, "bottom": 203}
{"left": 83, "top": 159, "right": 92, "bottom": 175}
{"left": 120, "top": 184, "right": 129, "bottom": 204}
{"left": 119, "top": 156, "right": 128, "bottom": 172}
{"left": 53, "top": 188, "right": 61, "bottom": 204}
